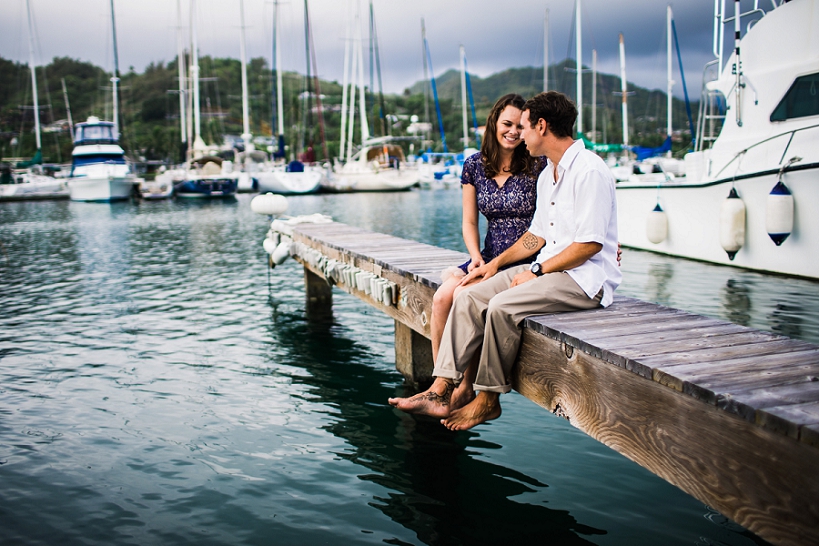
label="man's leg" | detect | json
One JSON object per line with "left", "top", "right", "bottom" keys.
{"left": 388, "top": 267, "right": 523, "bottom": 417}
{"left": 442, "top": 272, "right": 602, "bottom": 430}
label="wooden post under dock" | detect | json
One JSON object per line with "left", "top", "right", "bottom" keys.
{"left": 279, "top": 220, "right": 819, "bottom": 546}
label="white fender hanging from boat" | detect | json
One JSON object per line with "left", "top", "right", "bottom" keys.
{"left": 646, "top": 203, "right": 668, "bottom": 244}
{"left": 251, "top": 192, "right": 289, "bottom": 216}
{"left": 719, "top": 187, "right": 746, "bottom": 260}
{"left": 766, "top": 180, "right": 794, "bottom": 246}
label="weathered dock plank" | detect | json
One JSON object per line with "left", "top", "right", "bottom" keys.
{"left": 279, "top": 220, "right": 819, "bottom": 546}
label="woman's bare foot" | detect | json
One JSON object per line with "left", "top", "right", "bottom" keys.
{"left": 388, "top": 378, "right": 454, "bottom": 418}
{"left": 441, "top": 391, "right": 501, "bottom": 431}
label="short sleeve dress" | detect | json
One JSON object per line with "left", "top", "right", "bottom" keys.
{"left": 457, "top": 152, "right": 545, "bottom": 274}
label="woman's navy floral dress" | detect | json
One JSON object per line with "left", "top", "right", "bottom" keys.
{"left": 457, "top": 152, "right": 545, "bottom": 273}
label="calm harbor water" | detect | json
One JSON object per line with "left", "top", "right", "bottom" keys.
{"left": 2, "top": 189, "right": 813, "bottom": 545}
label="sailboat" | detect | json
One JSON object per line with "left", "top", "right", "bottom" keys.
{"left": 168, "top": 0, "right": 239, "bottom": 198}
{"left": 1, "top": 0, "right": 68, "bottom": 200}
{"left": 66, "top": 0, "right": 138, "bottom": 202}
{"left": 615, "top": 0, "right": 819, "bottom": 279}
{"left": 254, "top": 0, "right": 324, "bottom": 195}
{"left": 325, "top": 0, "right": 419, "bottom": 192}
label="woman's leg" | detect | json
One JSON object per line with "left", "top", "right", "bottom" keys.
{"left": 431, "top": 275, "right": 463, "bottom": 362}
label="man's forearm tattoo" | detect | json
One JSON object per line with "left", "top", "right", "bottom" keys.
{"left": 522, "top": 233, "right": 539, "bottom": 250}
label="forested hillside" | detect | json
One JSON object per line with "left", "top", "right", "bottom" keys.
{"left": 1, "top": 54, "right": 695, "bottom": 165}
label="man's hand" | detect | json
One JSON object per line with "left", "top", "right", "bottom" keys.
{"left": 459, "top": 261, "right": 498, "bottom": 286}
{"left": 510, "top": 270, "right": 536, "bottom": 287}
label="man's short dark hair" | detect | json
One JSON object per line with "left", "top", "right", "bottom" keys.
{"left": 522, "top": 91, "right": 577, "bottom": 139}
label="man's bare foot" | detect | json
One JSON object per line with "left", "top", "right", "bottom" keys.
{"left": 449, "top": 382, "right": 475, "bottom": 411}
{"left": 388, "top": 378, "right": 454, "bottom": 418}
{"left": 441, "top": 391, "right": 501, "bottom": 431}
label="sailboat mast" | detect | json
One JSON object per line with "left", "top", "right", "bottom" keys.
{"left": 176, "top": 0, "right": 187, "bottom": 149}
{"left": 371, "top": 3, "right": 387, "bottom": 137}
{"left": 306, "top": 0, "right": 328, "bottom": 159}
{"left": 339, "top": 0, "right": 351, "bottom": 161}
{"left": 239, "top": 0, "right": 252, "bottom": 150}
{"left": 109, "top": 0, "right": 120, "bottom": 137}
{"left": 667, "top": 4, "right": 673, "bottom": 150}
{"left": 460, "top": 45, "right": 468, "bottom": 149}
{"left": 356, "top": 7, "right": 370, "bottom": 144}
{"left": 274, "top": 0, "right": 284, "bottom": 154}
{"left": 592, "top": 49, "right": 597, "bottom": 142}
{"left": 191, "top": 0, "right": 202, "bottom": 148}
{"left": 345, "top": 4, "right": 359, "bottom": 163}
{"left": 619, "top": 33, "right": 629, "bottom": 148}
{"left": 61, "top": 78, "right": 74, "bottom": 140}
{"left": 575, "top": 0, "right": 582, "bottom": 137}
{"left": 421, "top": 19, "right": 431, "bottom": 149}
{"left": 543, "top": 8, "right": 549, "bottom": 92}
{"left": 25, "top": 0, "right": 41, "bottom": 150}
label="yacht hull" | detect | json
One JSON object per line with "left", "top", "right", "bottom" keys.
{"left": 616, "top": 164, "right": 819, "bottom": 279}
{"left": 67, "top": 176, "right": 135, "bottom": 202}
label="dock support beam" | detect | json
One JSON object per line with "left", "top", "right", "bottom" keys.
{"left": 394, "top": 321, "right": 433, "bottom": 386}
{"left": 304, "top": 268, "right": 332, "bottom": 320}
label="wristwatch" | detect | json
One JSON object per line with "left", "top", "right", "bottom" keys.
{"left": 529, "top": 262, "right": 544, "bottom": 276}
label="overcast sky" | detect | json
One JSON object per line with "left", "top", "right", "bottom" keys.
{"left": 2, "top": 0, "right": 763, "bottom": 100}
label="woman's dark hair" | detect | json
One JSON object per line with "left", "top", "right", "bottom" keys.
{"left": 480, "top": 93, "right": 536, "bottom": 179}
{"left": 522, "top": 91, "right": 577, "bottom": 139}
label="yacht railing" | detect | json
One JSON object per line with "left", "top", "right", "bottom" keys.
{"left": 711, "top": 122, "right": 819, "bottom": 180}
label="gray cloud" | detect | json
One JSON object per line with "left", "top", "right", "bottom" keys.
{"left": 1, "top": 0, "right": 759, "bottom": 100}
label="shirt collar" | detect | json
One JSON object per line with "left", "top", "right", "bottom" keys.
{"left": 546, "top": 139, "right": 584, "bottom": 184}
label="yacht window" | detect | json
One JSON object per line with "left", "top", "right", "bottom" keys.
{"left": 770, "top": 72, "right": 819, "bottom": 122}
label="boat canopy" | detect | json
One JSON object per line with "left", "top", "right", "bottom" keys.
{"left": 74, "top": 118, "right": 117, "bottom": 145}
{"left": 631, "top": 136, "right": 672, "bottom": 161}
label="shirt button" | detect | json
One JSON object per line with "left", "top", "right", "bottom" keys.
{"left": 551, "top": 202, "right": 555, "bottom": 205}
{"left": 550, "top": 222, "right": 554, "bottom": 226}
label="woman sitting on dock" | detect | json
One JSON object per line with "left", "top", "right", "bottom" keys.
{"left": 429, "top": 93, "right": 544, "bottom": 409}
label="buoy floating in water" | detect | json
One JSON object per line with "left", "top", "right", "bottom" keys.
{"left": 646, "top": 203, "right": 668, "bottom": 244}
{"left": 719, "top": 187, "right": 746, "bottom": 260}
{"left": 766, "top": 180, "right": 794, "bottom": 246}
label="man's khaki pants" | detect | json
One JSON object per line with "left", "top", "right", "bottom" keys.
{"left": 433, "top": 265, "right": 602, "bottom": 393}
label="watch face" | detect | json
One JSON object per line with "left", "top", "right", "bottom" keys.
{"left": 530, "top": 262, "right": 540, "bottom": 275}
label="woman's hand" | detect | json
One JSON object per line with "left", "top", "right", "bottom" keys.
{"left": 467, "top": 257, "right": 485, "bottom": 272}
{"left": 459, "top": 261, "right": 498, "bottom": 286}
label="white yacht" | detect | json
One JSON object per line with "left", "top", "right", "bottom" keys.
{"left": 66, "top": 117, "right": 137, "bottom": 202}
{"left": 616, "top": 0, "right": 818, "bottom": 279}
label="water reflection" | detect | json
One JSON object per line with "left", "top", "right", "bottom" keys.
{"left": 268, "top": 306, "right": 606, "bottom": 545}
{"left": 645, "top": 262, "right": 674, "bottom": 305}
{"left": 721, "top": 278, "right": 753, "bottom": 327}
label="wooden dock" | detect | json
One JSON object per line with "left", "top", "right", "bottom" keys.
{"left": 277, "top": 219, "right": 819, "bottom": 546}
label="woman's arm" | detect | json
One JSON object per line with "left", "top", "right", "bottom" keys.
{"left": 461, "top": 184, "right": 483, "bottom": 269}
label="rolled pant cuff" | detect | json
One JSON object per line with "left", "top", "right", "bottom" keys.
{"left": 433, "top": 367, "right": 462, "bottom": 383}
{"left": 472, "top": 382, "right": 512, "bottom": 394}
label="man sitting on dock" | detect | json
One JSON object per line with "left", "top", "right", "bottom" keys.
{"left": 389, "top": 91, "right": 621, "bottom": 430}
